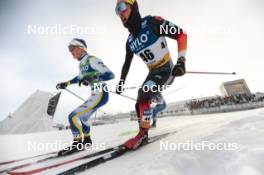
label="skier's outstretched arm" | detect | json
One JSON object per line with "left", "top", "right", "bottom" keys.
{"left": 56, "top": 76, "right": 79, "bottom": 90}
{"left": 149, "top": 16, "right": 187, "bottom": 58}
{"left": 69, "top": 76, "right": 80, "bottom": 84}
{"left": 116, "top": 42, "right": 134, "bottom": 94}
{"left": 149, "top": 16, "right": 187, "bottom": 77}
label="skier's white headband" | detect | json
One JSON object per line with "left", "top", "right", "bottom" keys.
{"left": 69, "top": 39, "right": 87, "bottom": 48}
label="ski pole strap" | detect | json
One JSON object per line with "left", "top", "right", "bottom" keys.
{"left": 186, "top": 71, "right": 236, "bottom": 75}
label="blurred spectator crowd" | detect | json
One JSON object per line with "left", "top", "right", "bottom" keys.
{"left": 186, "top": 94, "right": 264, "bottom": 110}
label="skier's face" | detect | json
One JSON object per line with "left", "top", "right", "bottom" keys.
{"left": 116, "top": 2, "right": 132, "bottom": 24}
{"left": 69, "top": 47, "right": 85, "bottom": 60}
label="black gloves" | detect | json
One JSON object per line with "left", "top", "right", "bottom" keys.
{"left": 116, "top": 79, "right": 125, "bottom": 94}
{"left": 56, "top": 82, "right": 69, "bottom": 90}
{"left": 78, "top": 78, "right": 89, "bottom": 87}
{"left": 78, "top": 75, "right": 98, "bottom": 87}
{"left": 172, "top": 56, "right": 186, "bottom": 77}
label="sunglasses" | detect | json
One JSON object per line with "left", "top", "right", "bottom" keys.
{"left": 68, "top": 45, "right": 78, "bottom": 52}
{"left": 115, "top": 2, "right": 129, "bottom": 15}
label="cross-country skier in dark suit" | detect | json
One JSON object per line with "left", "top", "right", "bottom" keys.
{"left": 115, "top": 0, "right": 187, "bottom": 149}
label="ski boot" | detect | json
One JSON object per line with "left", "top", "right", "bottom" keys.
{"left": 124, "top": 128, "right": 148, "bottom": 150}
{"left": 58, "top": 137, "right": 82, "bottom": 156}
{"left": 83, "top": 135, "right": 93, "bottom": 149}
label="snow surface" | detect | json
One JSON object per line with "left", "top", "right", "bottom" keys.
{"left": 1, "top": 108, "right": 264, "bottom": 175}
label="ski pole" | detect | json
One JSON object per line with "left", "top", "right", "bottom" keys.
{"left": 109, "top": 90, "right": 136, "bottom": 101}
{"left": 65, "top": 88, "right": 86, "bottom": 101}
{"left": 64, "top": 88, "right": 108, "bottom": 115}
{"left": 163, "top": 86, "right": 186, "bottom": 96}
{"left": 124, "top": 86, "right": 141, "bottom": 90}
{"left": 186, "top": 71, "right": 236, "bottom": 75}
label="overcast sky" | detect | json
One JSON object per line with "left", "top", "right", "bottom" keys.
{"left": 0, "top": 0, "right": 264, "bottom": 124}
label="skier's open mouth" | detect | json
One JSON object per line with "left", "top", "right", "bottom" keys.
{"left": 121, "top": 17, "right": 128, "bottom": 23}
